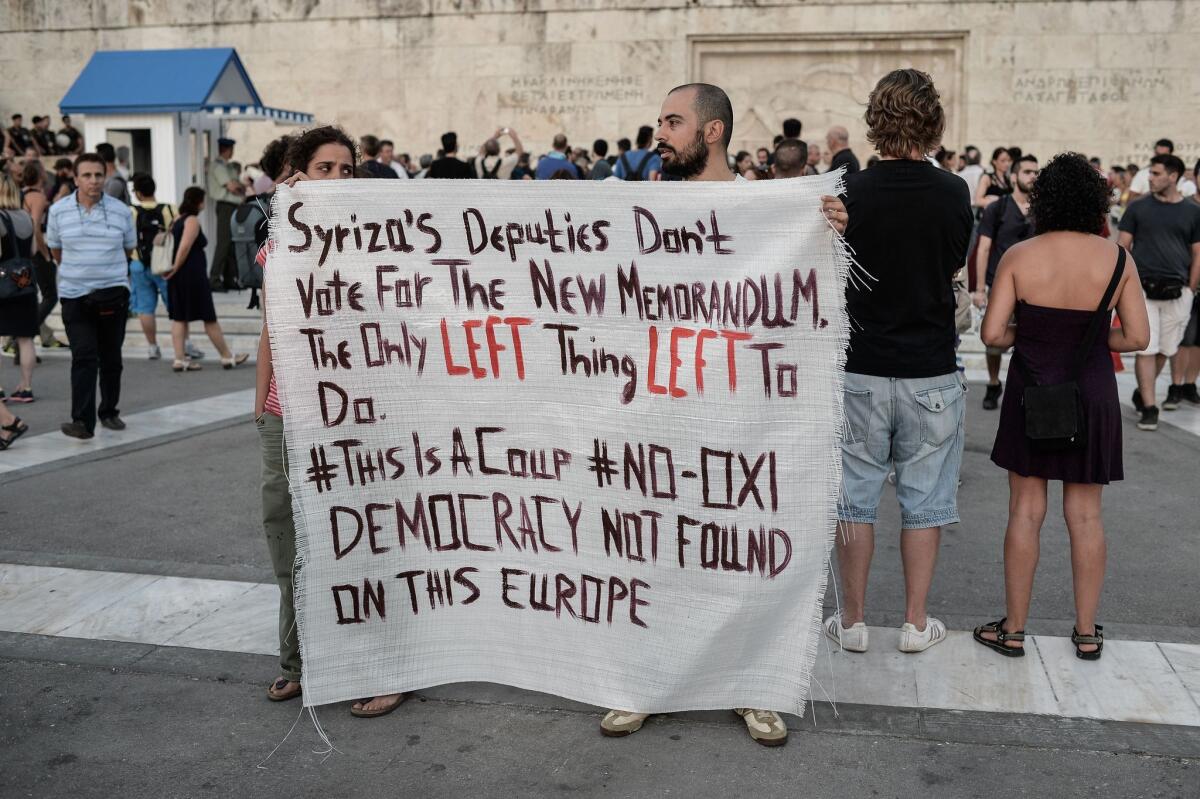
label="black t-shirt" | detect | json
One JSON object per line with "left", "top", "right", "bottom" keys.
{"left": 427, "top": 157, "right": 473, "bottom": 179}
{"left": 978, "top": 194, "right": 1033, "bottom": 286}
{"left": 830, "top": 148, "right": 860, "bottom": 175}
{"left": 842, "top": 159, "right": 974, "bottom": 378}
{"left": 31, "top": 128, "right": 55, "bottom": 155}
{"left": 360, "top": 160, "right": 397, "bottom": 179}
{"left": 6, "top": 126, "right": 32, "bottom": 154}
{"left": 1118, "top": 195, "right": 1200, "bottom": 283}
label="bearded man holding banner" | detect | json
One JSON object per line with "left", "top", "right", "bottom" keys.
{"left": 597, "top": 83, "right": 849, "bottom": 747}
{"left": 264, "top": 83, "right": 851, "bottom": 746}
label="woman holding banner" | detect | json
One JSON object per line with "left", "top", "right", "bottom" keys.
{"left": 255, "top": 125, "right": 405, "bottom": 718}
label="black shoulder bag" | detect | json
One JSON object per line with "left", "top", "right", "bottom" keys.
{"left": 1016, "top": 248, "right": 1125, "bottom": 452}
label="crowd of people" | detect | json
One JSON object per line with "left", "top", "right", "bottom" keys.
{"left": 0, "top": 133, "right": 251, "bottom": 445}
{"left": 1, "top": 68, "right": 1197, "bottom": 750}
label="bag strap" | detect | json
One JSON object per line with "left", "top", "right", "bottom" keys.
{"left": 634, "top": 151, "right": 653, "bottom": 177}
{"left": 1068, "top": 247, "right": 1125, "bottom": 380}
{"left": 1015, "top": 247, "right": 1125, "bottom": 386}
{"left": 0, "top": 211, "right": 14, "bottom": 262}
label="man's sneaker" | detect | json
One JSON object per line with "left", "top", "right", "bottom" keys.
{"left": 100, "top": 415, "right": 126, "bottom": 431}
{"left": 61, "top": 421, "right": 93, "bottom": 439}
{"left": 7, "top": 389, "right": 33, "bottom": 403}
{"left": 1163, "top": 384, "right": 1183, "bottom": 411}
{"left": 600, "top": 710, "right": 649, "bottom": 737}
{"left": 824, "top": 613, "right": 868, "bottom": 652}
{"left": 1132, "top": 387, "right": 1146, "bottom": 412}
{"left": 185, "top": 341, "right": 205, "bottom": 360}
{"left": 148, "top": 344, "right": 161, "bottom": 360}
{"left": 1183, "top": 383, "right": 1200, "bottom": 405}
{"left": 42, "top": 338, "right": 68, "bottom": 349}
{"left": 1137, "top": 406, "right": 1159, "bottom": 431}
{"left": 898, "top": 617, "right": 947, "bottom": 653}
{"left": 733, "top": 708, "right": 788, "bottom": 747}
{"left": 982, "top": 382, "right": 1003, "bottom": 410}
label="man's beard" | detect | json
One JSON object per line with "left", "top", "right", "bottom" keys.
{"left": 660, "top": 131, "right": 708, "bottom": 179}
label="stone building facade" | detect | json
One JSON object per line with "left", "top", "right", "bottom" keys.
{"left": 1, "top": 0, "right": 1196, "bottom": 171}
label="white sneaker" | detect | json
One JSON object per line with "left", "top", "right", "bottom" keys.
{"left": 899, "top": 617, "right": 947, "bottom": 653}
{"left": 733, "top": 708, "right": 788, "bottom": 746}
{"left": 147, "top": 344, "right": 161, "bottom": 360}
{"left": 600, "top": 710, "right": 649, "bottom": 737}
{"left": 185, "top": 341, "right": 205, "bottom": 360}
{"left": 824, "top": 613, "right": 868, "bottom": 652}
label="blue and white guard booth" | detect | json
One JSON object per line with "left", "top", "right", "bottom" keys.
{"left": 58, "top": 47, "right": 311, "bottom": 265}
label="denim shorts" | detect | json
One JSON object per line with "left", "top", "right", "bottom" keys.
{"left": 129, "top": 259, "right": 169, "bottom": 316}
{"left": 838, "top": 371, "right": 966, "bottom": 529}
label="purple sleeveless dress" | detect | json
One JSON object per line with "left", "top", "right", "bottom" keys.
{"left": 990, "top": 301, "right": 1122, "bottom": 484}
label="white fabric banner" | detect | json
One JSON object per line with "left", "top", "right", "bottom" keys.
{"left": 267, "top": 175, "right": 848, "bottom": 713}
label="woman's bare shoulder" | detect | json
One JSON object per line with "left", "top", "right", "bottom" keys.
{"left": 1010, "top": 232, "right": 1116, "bottom": 264}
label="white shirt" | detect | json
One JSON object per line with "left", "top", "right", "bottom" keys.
{"left": 379, "top": 160, "right": 409, "bottom": 179}
{"left": 957, "top": 164, "right": 984, "bottom": 198}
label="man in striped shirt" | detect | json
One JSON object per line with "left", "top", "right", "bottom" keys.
{"left": 45, "top": 153, "right": 136, "bottom": 439}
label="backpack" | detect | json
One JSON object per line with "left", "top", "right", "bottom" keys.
{"left": 134, "top": 204, "right": 167, "bottom": 264}
{"left": 231, "top": 202, "right": 267, "bottom": 288}
{"left": 619, "top": 151, "right": 654, "bottom": 181}
{"left": 0, "top": 211, "right": 37, "bottom": 300}
{"left": 479, "top": 156, "right": 503, "bottom": 179}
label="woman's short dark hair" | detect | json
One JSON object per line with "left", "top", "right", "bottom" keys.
{"left": 285, "top": 125, "right": 357, "bottom": 176}
{"left": 1029, "top": 152, "right": 1108, "bottom": 236}
{"left": 179, "top": 186, "right": 205, "bottom": 216}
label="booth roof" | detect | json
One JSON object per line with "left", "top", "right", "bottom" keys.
{"left": 59, "top": 47, "right": 312, "bottom": 123}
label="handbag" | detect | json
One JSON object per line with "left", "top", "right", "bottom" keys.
{"left": 1015, "top": 248, "right": 1125, "bottom": 452}
{"left": 150, "top": 227, "right": 175, "bottom": 276}
{"left": 0, "top": 211, "right": 38, "bottom": 301}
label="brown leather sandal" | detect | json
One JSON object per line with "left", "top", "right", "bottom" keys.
{"left": 350, "top": 693, "right": 408, "bottom": 718}
{"left": 267, "top": 677, "right": 302, "bottom": 701}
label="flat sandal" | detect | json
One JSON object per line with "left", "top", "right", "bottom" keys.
{"left": 0, "top": 417, "right": 28, "bottom": 450}
{"left": 1072, "top": 625, "right": 1104, "bottom": 661}
{"left": 266, "top": 677, "right": 302, "bottom": 702}
{"left": 973, "top": 617, "right": 1026, "bottom": 657}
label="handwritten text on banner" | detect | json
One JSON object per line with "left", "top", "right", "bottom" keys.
{"left": 267, "top": 176, "right": 847, "bottom": 713}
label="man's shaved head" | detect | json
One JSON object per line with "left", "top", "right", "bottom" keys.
{"left": 773, "top": 139, "right": 808, "bottom": 178}
{"left": 667, "top": 83, "right": 734, "bottom": 149}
